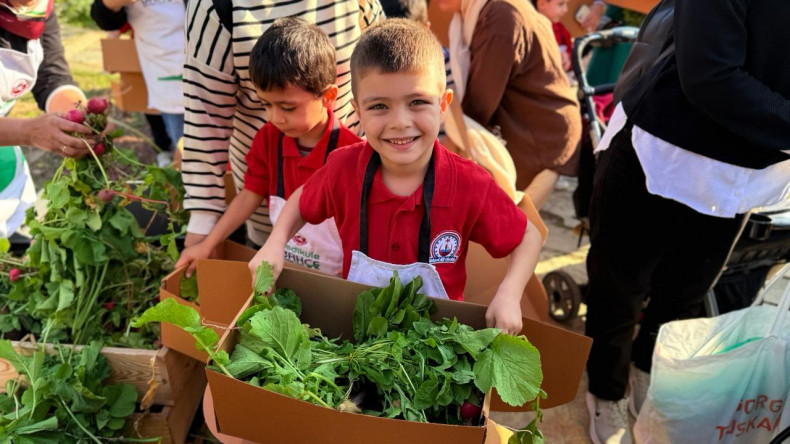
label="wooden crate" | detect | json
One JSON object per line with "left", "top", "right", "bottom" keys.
{"left": 0, "top": 343, "right": 206, "bottom": 443}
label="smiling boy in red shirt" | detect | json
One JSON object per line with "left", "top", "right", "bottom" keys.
{"left": 250, "top": 19, "right": 542, "bottom": 334}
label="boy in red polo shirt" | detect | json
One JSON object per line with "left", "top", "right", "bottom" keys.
{"left": 176, "top": 18, "right": 360, "bottom": 276}
{"left": 250, "top": 19, "right": 542, "bottom": 334}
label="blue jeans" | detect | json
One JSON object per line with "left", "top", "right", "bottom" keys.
{"left": 160, "top": 113, "right": 184, "bottom": 153}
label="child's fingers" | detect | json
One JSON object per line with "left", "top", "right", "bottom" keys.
{"left": 186, "top": 261, "right": 198, "bottom": 278}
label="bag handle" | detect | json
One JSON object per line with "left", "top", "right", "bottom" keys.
{"left": 768, "top": 280, "right": 790, "bottom": 336}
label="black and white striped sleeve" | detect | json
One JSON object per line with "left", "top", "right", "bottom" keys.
{"left": 182, "top": 0, "right": 238, "bottom": 235}
{"left": 358, "top": 0, "right": 386, "bottom": 30}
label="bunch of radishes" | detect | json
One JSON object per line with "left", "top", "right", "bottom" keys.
{"left": 64, "top": 97, "right": 111, "bottom": 156}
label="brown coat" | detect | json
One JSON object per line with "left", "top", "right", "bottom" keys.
{"left": 462, "top": 0, "right": 582, "bottom": 188}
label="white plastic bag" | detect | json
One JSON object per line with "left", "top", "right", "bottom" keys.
{"left": 634, "top": 283, "right": 790, "bottom": 444}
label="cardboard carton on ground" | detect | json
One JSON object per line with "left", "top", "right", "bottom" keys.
{"left": 100, "top": 38, "right": 158, "bottom": 113}
{"left": 202, "top": 261, "right": 591, "bottom": 443}
{"left": 159, "top": 240, "right": 257, "bottom": 362}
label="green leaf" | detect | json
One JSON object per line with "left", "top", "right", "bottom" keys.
{"left": 133, "top": 298, "right": 220, "bottom": 355}
{"left": 454, "top": 327, "right": 500, "bottom": 359}
{"left": 108, "top": 210, "right": 142, "bottom": 237}
{"left": 473, "top": 335, "right": 542, "bottom": 406}
{"left": 105, "top": 383, "right": 138, "bottom": 418}
{"left": 254, "top": 262, "right": 274, "bottom": 296}
{"left": 0, "top": 340, "right": 28, "bottom": 373}
{"left": 226, "top": 344, "right": 273, "bottom": 379}
{"left": 179, "top": 272, "right": 199, "bottom": 303}
{"left": 14, "top": 416, "right": 58, "bottom": 435}
{"left": 65, "top": 207, "right": 87, "bottom": 227}
{"left": 45, "top": 181, "right": 69, "bottom": 208}
{"left": 247, "top": 307, "right": 311, "bottom": 371}
{"left": 0, "top": 238, "right": 10, "bottom": 253}
{"left": 271, "top": 288, "right": 301, "bottom": 317}
{"left": 352, "top": 290, "right": 375, "bottom": 342}
{"left": 86, "top": 211, "right": 102, "bottom": 231}
{"left": 57, "top": 280, "right": 74, "bottom": 312}
{"left": 366, "top": 316, "right": 388, "bottom": 339}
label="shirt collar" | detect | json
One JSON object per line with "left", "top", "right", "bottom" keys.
{"left": 280, "top": 108, "right": 336, "bottom": 170}
{"left": 357, "top": 139, "right": 455, "bottom": 207}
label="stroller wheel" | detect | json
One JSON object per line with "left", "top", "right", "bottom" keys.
{"left": 544, "top": 270, "right": 581, "bottom": 322}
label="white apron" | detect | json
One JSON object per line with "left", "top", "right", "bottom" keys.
{"left": 346, "top": 151, "right": 450, "bottom": 300}
{"left": 269, "top": 122, "right": 343, "bottom": 275}
{"left": 0, "top": 39, "right": 42, "bottom": 237}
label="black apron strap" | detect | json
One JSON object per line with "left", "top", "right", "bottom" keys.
{"left": 276, "top": 118, "right": 339, "bottom": 198}
{"left": 276, "top": 132, "right": 285, "bottom": 198}
{"left": 359, "top": 151, "right": 435, "bottom": 263}
{"left": 324, "top": 119, "right": 341, "bottom": 162}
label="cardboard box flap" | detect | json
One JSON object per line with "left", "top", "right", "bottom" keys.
{"left": 196, "top": 259, "right": 253, "bottom": 326}
{"left": 101, "top": 38, "right": 141, "bottom": 72}
{"left": 216, "top": 267, "right": 590, "bottom": 412}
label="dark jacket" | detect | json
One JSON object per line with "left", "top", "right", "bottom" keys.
{"left": 0, "top": 10, "right": 78, "bottom": 111}
{"left": 622, "top": 0, "right": 790, "bottom": 169}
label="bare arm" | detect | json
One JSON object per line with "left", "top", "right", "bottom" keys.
{"left": 485, "top": 221, "right": 543, "bottom": 335}
{"left": 176, "top": 189, "right": 265, "bottom": 275}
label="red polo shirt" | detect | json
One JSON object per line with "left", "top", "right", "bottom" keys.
{"left": 299, "top": 140, "right": 528, "bottom": 301}
{"left": 243, "top": 109, "right": 361, "bottom": 199}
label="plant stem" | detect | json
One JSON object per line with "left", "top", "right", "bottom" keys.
{"left": 108, "top": 117, "right": 165, "bottom": 153}
{"left": 80, "top": 139, "right": 110, "bottom": 187}
{"left": 59, "top": 399, "right": 102, "bottom": 444}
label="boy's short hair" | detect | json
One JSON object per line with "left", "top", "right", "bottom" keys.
{"left": 250, "top": 17, "right": 336, "bottom": 96}
{"left": 350, "top": 19, "right": 445, "bottom": 95}
{"left": 380, "top": 0, "right": 428, "bottom": 24}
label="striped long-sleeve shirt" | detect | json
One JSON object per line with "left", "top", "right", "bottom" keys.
{"left": 182, "top": 0, "right": 385, "bottom": 246}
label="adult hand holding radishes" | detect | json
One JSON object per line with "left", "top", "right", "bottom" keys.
{"left": 0, "top": 113, "right": 92, "bottom": 158}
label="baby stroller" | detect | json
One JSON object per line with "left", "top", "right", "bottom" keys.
{"left": 544, "top": 26, "right": 639, "bottom": 322}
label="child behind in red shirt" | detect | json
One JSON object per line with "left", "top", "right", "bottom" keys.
{"left": 250, "top": 20, "right": 542, "bottom": 334}
{"left": 533, "top": 0, "right": 573, "bottom": 71}
{"left": 176, "top": 18, "right": 360, "bottom": 276}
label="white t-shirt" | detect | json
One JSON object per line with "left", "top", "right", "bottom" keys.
{"left": 125, "top": 0, "right": 185, "bottom": 114}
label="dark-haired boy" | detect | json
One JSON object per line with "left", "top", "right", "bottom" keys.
{"left": 250, "top": 19, "right": 542, "bottom": 334}
{"left": 176, "top": 17, "right": 360, "bottom": 276}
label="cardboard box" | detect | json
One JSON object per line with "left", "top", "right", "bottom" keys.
{"left": 204, "top": 261, "right": 591, "bottom": 443}
{"left": 159, "top": 240, "right": 257, "bottom": 362}
{"left": 101, "top": 38, "right": 158, "bottom": 113}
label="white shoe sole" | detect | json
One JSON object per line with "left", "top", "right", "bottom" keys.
{"left": 586, "top": 392, "right": 604, "bottom": 444}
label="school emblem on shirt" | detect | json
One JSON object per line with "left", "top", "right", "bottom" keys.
{"left": 10, "top": 79, "right": 29, "bottom": 97}
{"left": 430, "top": 231, "right": 461, "bottom": 264}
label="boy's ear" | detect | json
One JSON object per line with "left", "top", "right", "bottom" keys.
{"left": 321, "top": 85, "right": 339, "bottom": 107}
{"left": 351, "top": 98, "right": 360, "bottom": 115}
{"left": 440, "top": 88, "right": 454, "bottom": 114}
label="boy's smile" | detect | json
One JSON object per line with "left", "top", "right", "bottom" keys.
{"left": 353, "top": 70, "right": 452, "bottom": 175}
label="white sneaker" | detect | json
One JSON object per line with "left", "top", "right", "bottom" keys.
{"left": 156, "top": 151, "right": 173, "bottom": 168}
{"left": 628, "top": 365, "right": 650, "bottom": 417}
{"left": 586, "top": 392, "right": 633, "bottom": 444}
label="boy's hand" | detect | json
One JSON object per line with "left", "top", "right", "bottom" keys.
{"left": 485, "top": 284, "right": 523, "bottom": 335}
{"left": 175, "top": 242, "right": 214, "bottom": 277}
{"left": 249, "top": 243, "right": 285, "bottom": 286}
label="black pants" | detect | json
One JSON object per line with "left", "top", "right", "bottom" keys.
{"left": 584, "top": 124, "right": 745, "bottom": 400}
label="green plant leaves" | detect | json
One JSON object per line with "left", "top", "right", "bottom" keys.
{"left": 132, "top": 298, "right": 219, "bottom": 358}
{"left": 247, "top": 307, "right": 312, "bottom": 372}
{"left": 473, "top": 334, "right": 542, "bottom": 406}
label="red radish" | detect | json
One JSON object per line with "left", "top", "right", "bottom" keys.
{"left": 98, "top": 189, "right": 114, "bottom": 203}
{"left": 86, "top": 97, "right": 109, "bottom": 114}
{"left": 8, "top": 268, "right": 20, "bottom": 282}
{"left": 93, "top": 142, "right": 106, "bottom": 156}
{"left": 64, "top": 109, "right": 84, "bottom": 124}
{"left": 104, "top": 302, "right": 116, "bottom": 311}
{"left": 460, "top": 401, "right": 481, "bottom": 420}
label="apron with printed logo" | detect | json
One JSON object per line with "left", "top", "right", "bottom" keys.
{"left": 346, "top": 151, "right": 450, "bottom": 300}
{"left": 0, "top": 39, "right": 42, "bottom": 237}
{"left": 268, "top": 121, "right": 344, "bottom": 275}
